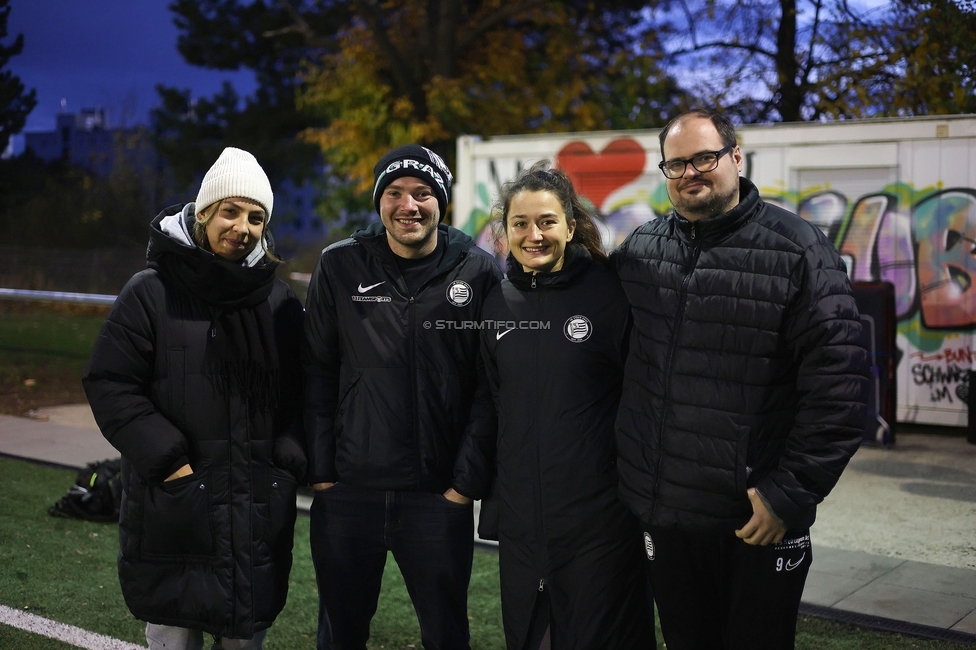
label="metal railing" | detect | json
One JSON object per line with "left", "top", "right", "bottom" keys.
{"left": 0, "top": 280, "right": 496, "bottom": 544}
{"left": 0, "top": 272, "right": 313, "bottom": 306}
{"left": 0, "top": 288, "right": 117, "bottom": 306}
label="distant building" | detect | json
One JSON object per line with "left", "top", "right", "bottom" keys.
{"left": 271, "top": 176, "right": 328, "bottom": 243}
{"left": 270, "top": 173, "right": 375, "bottom": 251}
{"left": 22, "top": 108, "right": 360, "bottom": 248}
{"left": 24, "top": 108, "right": 119, "bottom": 176}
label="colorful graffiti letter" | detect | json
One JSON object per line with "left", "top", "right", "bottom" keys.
{"left": 913, "top": 189, "right": 976, "bottom": 328}
{"left": 799, "top": 190, "right": 847, "bottom": 241}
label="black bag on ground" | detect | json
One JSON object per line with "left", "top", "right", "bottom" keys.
{"left": 48, "top": 458, "right": 123, "bottom": 522}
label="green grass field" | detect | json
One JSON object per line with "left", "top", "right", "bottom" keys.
{"left": 0, "top": 456, "right": 972, "bottom": 649}
{"left": 0, "top": 302, "right": 108, "bottom": 416}
{"left": 0, "top": 305, "right": 972, "bottom": 649}
{"left": 0, "top": 455, "right": 507, "bottom": 649}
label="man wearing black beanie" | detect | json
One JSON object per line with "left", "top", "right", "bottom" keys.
{"left": 303, "top": 144, "right": 501, "bottom": 649}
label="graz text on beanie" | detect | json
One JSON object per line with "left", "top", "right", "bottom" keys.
{"left": 372, "top": 145, "right": 454, "bottom": 219}
{"left": 196, "top": 147, "right": 274, "bottom": 222}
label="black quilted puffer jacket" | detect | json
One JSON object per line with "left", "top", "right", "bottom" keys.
{"left": 612, "top": 178, "right": 870, "bottom": 534}
{"left": 83, "top": 204, "right": 305, "bottom": 638}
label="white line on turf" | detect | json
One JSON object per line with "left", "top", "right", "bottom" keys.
{"left": 0, "top": 604, "right": 146, "bottom": 649}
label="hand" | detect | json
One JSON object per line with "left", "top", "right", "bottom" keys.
{"left": 165, "top": 464, "right": 193, "bottom": 482}
{"left": 735, "top": 488, "right": 787, "bottom": 546}
{"left": 443, "top": 488, "right": 472, "bottom": 505}
{"left": 312, "top": 482, "right": 336, "bottom": 491}
{"left": 273, "top": 436, "right": 308, "bottom": 481}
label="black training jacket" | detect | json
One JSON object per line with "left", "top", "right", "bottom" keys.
{"left": 612, "top": 178, "right": 870, "bottom": 534}
{"left": 303, "top": 221, "right": 501, "bottom": 497}
{"left": 481, "top": 247, "right": 653, "bottom": 649}
{"left": 82, "top": 205, "right": 305, "bottom": 638}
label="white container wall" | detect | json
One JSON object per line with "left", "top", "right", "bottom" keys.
{"left": 455, "top": 116, "right": 976, "bottom": 427}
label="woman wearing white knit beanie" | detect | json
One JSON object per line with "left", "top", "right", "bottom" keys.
{"left": 84, "top": 147, "right": 305, "bottom": 650}
{"left": 192, "top": 147, "right": 277, "bottom": 267}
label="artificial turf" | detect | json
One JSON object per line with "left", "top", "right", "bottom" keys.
{"left": 0, "top": 454, "right": 971, "bottom": 649}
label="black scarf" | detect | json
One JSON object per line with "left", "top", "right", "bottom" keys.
{"left": 147, "top": 206, "right": 281, "bottom": 411}
{"left": 208, "top": 302, "right": 280, "bottom": 411}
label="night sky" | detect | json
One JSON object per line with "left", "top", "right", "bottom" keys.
{"left": 6, "top": 0, "right": 256, "bottom": 142}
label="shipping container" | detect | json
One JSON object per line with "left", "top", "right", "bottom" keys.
{"left": 453, "top": 115, "right": 976, "bottom": 427}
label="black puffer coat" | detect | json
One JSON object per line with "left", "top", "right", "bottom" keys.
{"left": 82, "top": 204, "right": 305, "bottom": 638}
{"left": 481, "top": 247, "right": 653, "bottom": 650}
{"left": 612, "top": 178, "right": 869, "bottom": 534}
{"left": 303, "top": 221, "right": 501, "bottom": 497}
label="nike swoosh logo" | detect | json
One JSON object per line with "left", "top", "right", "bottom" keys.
{"left": 358, "top": 281, "right": 386, "bottom": 293}
{"left": 785, "top": 553, "right": 806, "bottom": 571}
{"left": 496, "top": 329, "right": 513, "bottom": 341}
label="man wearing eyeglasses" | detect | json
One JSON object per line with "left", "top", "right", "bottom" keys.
{"left": 611, "top": 110, "right": 870, "bottom": 649}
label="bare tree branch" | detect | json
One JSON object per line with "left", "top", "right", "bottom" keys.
{"left": 266, "top": 0, "right": 334, "bottom": 49}
{"left": 671, "top": 40, "right": 776, "bottom": 59}
{"left": 800, "top": 0, "right": 824, "bottom": 82}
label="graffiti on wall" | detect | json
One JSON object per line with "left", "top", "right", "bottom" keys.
{"left": 769, "top": 184, "right": 976, "bottom": 417}
{"left": 463, "top": 137, "right": 976, "bottom": 420}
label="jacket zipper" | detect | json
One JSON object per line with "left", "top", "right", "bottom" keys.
{"left": 652, "top": 236, "right": 702, "bottom": 519}
{"left": 532, "top": 279, "right": 548, "bottom": 592}
{"left": 406, "top": 252, "right": 469, "bottom": 487}
{"left": 407, "top": 295, "right": 424, "bottom": 486}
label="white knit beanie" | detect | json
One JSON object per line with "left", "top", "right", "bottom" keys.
{"left": 195, "top": 147, "right": 274, "bottom": 221}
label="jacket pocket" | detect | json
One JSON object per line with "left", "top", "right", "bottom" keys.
{"left": 142, "top": 467, "right": 214, "bottom": 557}
{"left": 334, "top": 370, "right": 363, "bottom": 441}
{"left": 268, "top": 467, "right": 298, "bottom": 549}
{"left": 736, "top": 437, "right": 751, "bottom": 497}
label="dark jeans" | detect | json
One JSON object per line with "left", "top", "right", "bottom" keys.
{"left": 642, "top": 525, "right": 812, "bottom": 650}
{"left": 309, "top": 483, "right": 474, "bottom": 650}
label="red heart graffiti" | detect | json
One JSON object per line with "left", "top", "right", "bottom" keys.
{"left": 556, "top": 138, "right": 647, "bottom": 211}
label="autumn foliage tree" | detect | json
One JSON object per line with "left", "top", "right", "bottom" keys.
{"left": 838, "top": 0, "right": 976, "bottom": 117}
{"left": 297, "top": 0, "right": 687, "bottom": 190}
{"left": 163, "top": 0, "right": 686, "bottom": 196}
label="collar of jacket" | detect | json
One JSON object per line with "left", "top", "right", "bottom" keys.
{"left": 672, "top": 177, "right": 762, "bottom": 245}
{"left": 352, "top": 220, "right": 474, "bottom": 277}
{"left": 146, "top": 204, "right": 278, "bottom": 310}
{"left": 505, "top": 242, "right": 592, "bottom": 291}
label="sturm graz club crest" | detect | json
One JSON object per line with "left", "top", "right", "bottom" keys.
{"left": 446, "top": 280, "right": 472, "bottom": 307}
{"left": 644, "top": 532, "right": 655, "bottom": 561}
{"left": 564, "top": 315, "right": 591, "bottom": 342}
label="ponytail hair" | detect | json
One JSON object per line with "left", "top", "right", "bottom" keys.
{"left": 492, "top": 160, "right": 608, "bottom": 265}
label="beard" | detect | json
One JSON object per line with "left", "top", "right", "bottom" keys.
{"left": 670, "top": 179, "right": 739, "bottom": 221}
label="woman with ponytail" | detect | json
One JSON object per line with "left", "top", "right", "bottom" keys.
{"left": 480, "top": 161, "right": 655, "bottom": 649}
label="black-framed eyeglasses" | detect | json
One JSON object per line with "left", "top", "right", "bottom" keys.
{"left": 658, "top": 145, "right": 736, "bottom": 179}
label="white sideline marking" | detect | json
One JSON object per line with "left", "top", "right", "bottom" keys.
{"left": 0, "top": 604, "right": 146, "bottom": 649}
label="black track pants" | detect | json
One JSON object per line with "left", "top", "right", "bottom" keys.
{"left": 641, "top": 525, "right": 812, "bottom": 650}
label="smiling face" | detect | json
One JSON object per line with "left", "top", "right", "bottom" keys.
{"left": 379, "top": 176, "right": 441, "bottom": 259}
{"left": 506, "top": 190, "right": 576, "bottom": 274}
{"left": 200, "top": 198, "right": 266, "bottom": 261}
{"left": 663, "top": 116, "right": 743, "bottom": 221}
